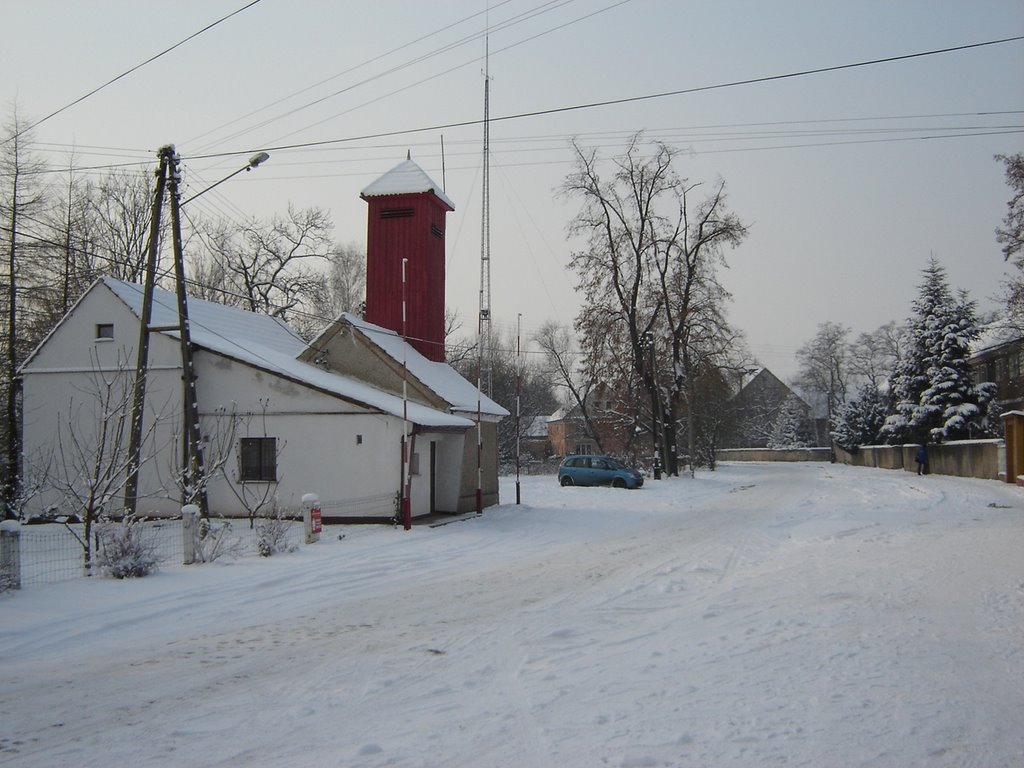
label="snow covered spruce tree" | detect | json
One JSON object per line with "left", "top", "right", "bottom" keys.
{"left": 767, "top": 393, "right": 811, "bottom": 450}
{"left": 832, "top": 382, "right": 888, "bottom": 452}
{"left": 879, "top": 258, "right": 994, "bottom": 444}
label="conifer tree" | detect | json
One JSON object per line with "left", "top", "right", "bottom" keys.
{"left": 767, "top": 393, "right": 810, "bottom": 449}
{"left": 880, "top": 259, "right": 992, "bottom": 443}
{"left": 832, "top": 382, "right": 888, "bottom": 451}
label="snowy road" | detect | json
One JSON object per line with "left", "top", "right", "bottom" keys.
{"left": 1, "top": 462, "right": 1022, "bottom": 767}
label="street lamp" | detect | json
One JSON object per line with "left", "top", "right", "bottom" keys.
{"left": 181, "top": 151, "right": 270, "bottom": 206}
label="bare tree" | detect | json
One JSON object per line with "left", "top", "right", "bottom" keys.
{"left": 1, "top": 107, "right": 46, "bottom": 518}
{"left": 457, "top": 328, "right": 558, "bottom": 462}
{"left": 322, "top": 242, "right": 366, "bottom": 317}
{"left": 535, "top": 320, "right": 607, "bottom": 453}
{"left": 188, "top": 205, "right": 334, "bottom": 338}
{"left": 444, "top": 309, "right": 477, "bottom": 368}
{"left": 996, "top": 152, "right": 1023, "bottom": 263}
{"left": 44, "top": 352, "right": 171, "bottom": 573}
{"left": 996, "top": 153, "right": 1024, "bottom": 329}
{"left": 848, "top": 322, "right": 901, "bottom": 390}
{"left": 562, "top": 134, "right": 747, "bottom": 475}
{"left": 795, "top": 321, "right": 851, "bottom": 430}
{"left": 27, "top": 157, "right": 98, "bottom": 336}
{"left": 90, "top": 169, "right": 155, "bottom": 282}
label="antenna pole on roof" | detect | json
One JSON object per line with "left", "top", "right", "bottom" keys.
{"left": 440, "top": 134, "right": 446, "bottom": 191}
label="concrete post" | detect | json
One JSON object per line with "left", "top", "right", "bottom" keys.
{"left": 182, "top": 504, "right": 200, "bottom": 564}
{"left": 302, "top": 494, "right": 321, "bottom": 545}
{"left": 1, "top": 521, "right": 21, "bottom": 590}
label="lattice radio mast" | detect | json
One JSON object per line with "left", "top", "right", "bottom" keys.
{"left": 478, "top": 35, "right": 493, "bottom": 398}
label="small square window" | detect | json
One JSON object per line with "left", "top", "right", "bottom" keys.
{"left": 96, "top": 323, "right": 114, "bottom": 340}
{"left": 356, "top": 434, "right": 363, "bottom": 445}
{"left": 238, "top": 437, "right": 277, "bottom": 482}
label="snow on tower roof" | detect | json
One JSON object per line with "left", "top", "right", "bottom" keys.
{"left": 360, "top": 156, "right": 455, "bottom": 211}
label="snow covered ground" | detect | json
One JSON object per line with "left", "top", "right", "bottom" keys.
{"left": 1, "top": 462, "right": 1022, "bottom": 767}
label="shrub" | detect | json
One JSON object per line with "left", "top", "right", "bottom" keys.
{"left": 95, "top": 515, "right": 162, "bottom": 578}
{"left": 192, "top": 517, "right": 243, "bottom": 563}
{"left": 255, "top": 509, "right": 296, "bottom": 557}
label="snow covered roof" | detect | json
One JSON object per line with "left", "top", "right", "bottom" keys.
{"left": 342, "top": 312, "right": 509, "bottom": 418}
{"left": 971, "top": 318, "right": 1023, "bottom": 357}
{"left": 103, "top": 279, "right": 473, "bottom": 429}
{"left": 360, "top": 156, "right": 455, "bottom": 211}
{"left": 106, "top": 278, "right": 306, "bottom": 359}
{"left": 524, "top": 415, "right": 550, "bottom": 438}
{"left": 548, "top": 407, "right": 570, "bottom": 422}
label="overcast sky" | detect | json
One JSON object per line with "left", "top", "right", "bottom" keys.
{"left": 2, "top": 0, "right": 1022, "bottom": 380}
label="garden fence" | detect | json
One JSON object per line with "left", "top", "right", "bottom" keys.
{"left": 1, "top": 514, "right": 308, "bottom": 591}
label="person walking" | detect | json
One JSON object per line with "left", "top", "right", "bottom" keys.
{"left": 915, "top": 444, "right": 928, "bottom": 475}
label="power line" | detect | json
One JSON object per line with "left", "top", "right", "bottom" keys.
{"left": 7, "top": 99, "right": 1022, "bottom": 181}
{"left": 189, "top": 0, "right": 570, "bottom": 153}
{"left": 0, "top": 0, "right": 265, "bottom": 147}
{"left": 184, "top": 35, "right": 1024, "bottom": 162}
{"left": 207, "top": 0, "right": 633, "bottom": 157}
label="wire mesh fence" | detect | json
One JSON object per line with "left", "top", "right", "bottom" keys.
{"left": 320, "top": 493, "right": 397, "bottom": 519}
{"left": 3, "top": 515, "right": 307, "bottom": 590}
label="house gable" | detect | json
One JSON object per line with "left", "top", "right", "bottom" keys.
{"left": 724, "top": 368, "right": 812, "bottom": 449}
{"left": 300, "top": 319, "right": 446, "bottom": 409}
{"left": 303, "top": 314, "right": 508, "bottom": 420}
{"left": 20, "top": 280, "right": 173, "bottom": 374}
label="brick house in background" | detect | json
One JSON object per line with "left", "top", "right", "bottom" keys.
{"left": 971, "top": 320, "right": 1024, "bottom": 413}
{"left": 547, "top": 383, "right": 635, "bottom": 457}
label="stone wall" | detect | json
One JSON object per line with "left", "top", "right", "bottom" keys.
{"left": 716, "top": 448, "right": 832, "bottom": 463}
{"left": 833, "top": 440, "right": 1004, "bottom": 481}
{"left": 719, "top": 441, "right": 1004, "bottom": 482}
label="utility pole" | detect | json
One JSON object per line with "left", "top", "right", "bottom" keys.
{"left": 166, "top": 151, "right": 209, "bottom": 515}
{"left": 123, "top": 147, "right": 267, "bottom": 518}
{"left": 123, "top": 147, "right": 171, "bottom": 517}
{"left": 124, "top": 146, "right": 209, "bottom": 517}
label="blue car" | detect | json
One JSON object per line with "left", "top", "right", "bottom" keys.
{"left": 558, "top": 455, "right": 644, "bottom": 489}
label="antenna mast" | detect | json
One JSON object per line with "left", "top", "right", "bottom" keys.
{"left": 478, "top": 35, "right": 493, "bottom": 398}
{"left": 474, "top": 31, "right": 493, "bottom": 516}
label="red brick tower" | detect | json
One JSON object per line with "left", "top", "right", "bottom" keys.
{"left": 361, "top": 156, "right": 454, "bottom": 362}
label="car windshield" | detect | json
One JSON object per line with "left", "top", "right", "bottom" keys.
{"left": 605, "top": 458, "right": 626, "bottom": 470}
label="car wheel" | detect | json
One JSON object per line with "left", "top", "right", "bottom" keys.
{"left": 560, "top": 475, "right": 574, "bottom": 487}
{"left": 612, "top": 477, "right": 627, "bottom": 489}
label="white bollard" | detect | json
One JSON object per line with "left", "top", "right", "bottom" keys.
{"left": 302, "top": 493, "right": 321, "bottom": 544}
{"left": 182, "top": 504, "right": 200, "bottom": 564}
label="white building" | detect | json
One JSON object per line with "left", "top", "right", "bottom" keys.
{"left": 19, "top": 157, "right": 507, "bottom": 522}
